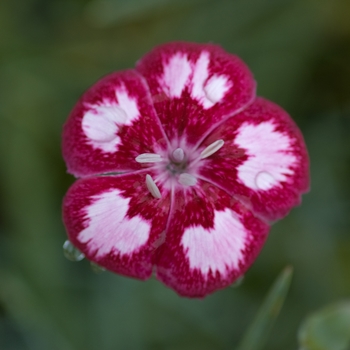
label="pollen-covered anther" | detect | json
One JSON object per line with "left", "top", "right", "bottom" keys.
{"left": 178, "top": 173, "right": 197, "bottom": 187}
{"left": 172, "top": 148, "right": 184, "bottom": 162}
{"left": 135, "top": 153, "right": 163, "bottom": 163}
{"left": 200, "top": 139, "right": 224, "bottom": 159}
{"left": 146, "top": 174, "right": 162, "bottom": 198}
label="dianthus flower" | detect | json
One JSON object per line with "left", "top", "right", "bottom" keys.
{"left": 62, "top": 42, "right": 309, "bottom": 297}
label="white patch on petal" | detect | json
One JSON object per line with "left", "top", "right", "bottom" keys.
{"left": 191, "top": 52, "right": 231, "bottom": 109}
{"left": 191, "top": 52, "right": 210, "bottom": 107}
{"left": 160, "top": 53, "right": 191, "bottom": 98}
{"left": 181, "top": 209, "right": 247, "bottom": 276}
{"left": 235, "top": 122, "right": 297, "bottom": 191}
{"left": 115, "top": 89, "right": 140, "bottom": 124}
{"left": 78, "top": 190, "right": 150, "bottom": 257}
{"left": 204, "top": 75, "right": 232, "bottom": 104}
{"left": 82, "top": 87, "right": 140, "bottom": 153}
{"left": 159, "top": 51, "right": 231, "bottom": 108}
{"left": 82, "top": 105, "right": 126, "bottom": 152}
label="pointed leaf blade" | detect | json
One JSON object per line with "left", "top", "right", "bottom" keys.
{"left": 236, "top": 266, "right": 293, "bottom": 350}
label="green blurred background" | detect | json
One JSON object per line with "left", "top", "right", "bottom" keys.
{"left": 1, "top": 0, "right": 350, "bottom": 349}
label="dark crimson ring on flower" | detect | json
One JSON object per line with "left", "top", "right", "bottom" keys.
{"left": 62, "top": 42, "right": 309, "bottom": 298}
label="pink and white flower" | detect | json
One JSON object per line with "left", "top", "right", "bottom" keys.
{"left": 62, "top": 42, "right": 309, "bottom": 297}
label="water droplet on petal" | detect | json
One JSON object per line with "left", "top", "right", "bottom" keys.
{"left": 63, "top": 240, "right": 85, "bottom": 262}
{"left": 255, "top": 171, "right": 276, "bottom": 190}
{"left": 90, "top": 262, "right": 106, "bottom": 274}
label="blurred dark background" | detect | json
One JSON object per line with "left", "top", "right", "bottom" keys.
{"left": 1, "top": 0, "right": 350, "bottom": 349}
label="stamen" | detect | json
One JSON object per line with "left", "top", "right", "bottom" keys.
{"left": 146, "top": 174, "right": 161, "bottom": 198}
{"left": 178, "top": 173, "right": 197, "bottom": 186}
{"left": 172, "top": 148, "right": 184, "bottom": 162}
{"left": 200, "top": 139, "right": 224, "bottom": 159}
{"left": 135, "top": 153, "right": 163, "bottom": 163}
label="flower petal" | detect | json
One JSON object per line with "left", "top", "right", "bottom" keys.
{"left": 155, "top": 181, "right": 269, "bottom": 297}
{"left": 63, "top": 172, "right": 170, "bottom": 279}
{"left": 198, "top": 97, "right": 310, "bottom": 221}
{"left": 136, "top": 42, "right": 256, "bottom": 145}
{"left": 63, "top": 70, "right": 168, "bottom": 177}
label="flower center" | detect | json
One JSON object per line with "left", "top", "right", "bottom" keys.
{"left": 166, "top": 148, "right": 187, "bottom": 175}
{"left": 172, "top": 148, "right": 184, "bottom": 162}
{"left": 135, "top": 140, "right": 224, "bottom": 198}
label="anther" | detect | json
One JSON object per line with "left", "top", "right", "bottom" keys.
{"left": 146, "top": 174, "right": 161, "bottom": 198}
{"left": 135, "top": 153, "right": 163, "bottom": 163}
{"left": 200, "top": 139, "right": 224, "bottom": 159}
{"left": 178, "top": 173, "right": 197, "bottom": 186}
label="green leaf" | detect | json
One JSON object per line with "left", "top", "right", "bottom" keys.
{"left": 298, "top": 301, "right": 350, "bottom": 350}
{"left": 0, "top": 269, "right": 75, "bottom": 350}
{"left": 84, "top": 0, "right": 200, "bottom": 27}
{"left": 236, "top": 266, "right": 293, "bottom": 350}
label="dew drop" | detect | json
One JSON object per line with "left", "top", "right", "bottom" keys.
{"left": 63, "top": 240, "right": 85, "bottom": 262}
{"left": 255, "top": 171, "right": 276, "bottom": 190}
{"left": 90, "top": 262, "right": 106, "bottom": 274}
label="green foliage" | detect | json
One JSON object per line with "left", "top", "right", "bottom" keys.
{"left": 298, "top": 302, "right": 350, "bottom": 350}
{"left": 237, "top": 266, "right": 293, "bottom": 350}
{"left": 1, "top": 0, "right": 350, "bottom": 349}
